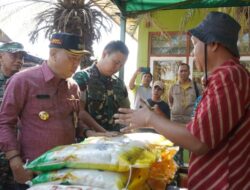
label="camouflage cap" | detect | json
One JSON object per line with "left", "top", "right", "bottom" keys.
{"left": 0, "top": 42, "right": 26, "bottom": 53}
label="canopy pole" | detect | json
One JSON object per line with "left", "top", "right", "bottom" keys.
{"left": 119, "top": 13, "right": 126, "bottom": 80}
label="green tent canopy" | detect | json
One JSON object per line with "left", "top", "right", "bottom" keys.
{"left": 113, "top": 0, "right": 250, "bottom": 16}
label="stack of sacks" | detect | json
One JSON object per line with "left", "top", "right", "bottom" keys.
{"left": 26, "top": 133, "right": 178, "bottom": 190}
{"left": 27, "top": 184, "right": 106, "bottom": 190}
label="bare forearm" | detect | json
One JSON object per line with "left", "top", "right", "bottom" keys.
{"left": 5, "top": 149, "right": 20, "bottom": 159}
{"left": 79, "top": 110, "right": 106, "bottom": 132}
{"left": 128, "top": 72, "right": 138, "bottom": 90}
{"left": 148, "top": 113, "right": 209, "bottom": 155}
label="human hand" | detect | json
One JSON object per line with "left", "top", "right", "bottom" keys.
{"left": 9, "top": 156, "right": 33, "bottom": 184}
{"left": 136, "top": 67, "right": 142, "bottom": 74}
{"left": 86, "top": 130, "right": 120, "bottom": 137}
{"left": 114, "top": 105, "right": 153, "bottom": 133}
{"left": 102, "top": 131, "right": 121, "bottom": 137}
{"left": 154, "top": 105, "right": 165, "bottom": 116}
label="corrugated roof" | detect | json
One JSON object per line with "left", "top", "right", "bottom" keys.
{"left": 93, "top": 0, "right": 139, "bottom": 40}
{"left": 0, "top": 28, "right": 11, "bottom": 43}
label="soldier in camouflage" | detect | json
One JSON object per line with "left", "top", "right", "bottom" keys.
{"left": 0, "top": 42, "right": 26, "bottom": 189}
{"left": 73, "top": 41, "right": 130, "bottom": 132}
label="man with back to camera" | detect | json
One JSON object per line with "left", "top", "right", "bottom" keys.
{"left": 0, "top": 42, "right": 26, "bottom": 190}
{"left": 115, "top": 12, "right": 250, "bottom": 189}
{"left": 129, "top": 67, "right": 153, "bottom": 109}
{"left": 73, "top": 40, "right": 130, "bottom": 133}
{"left": 0, "top": 33, "right": 107, "bottom": 190}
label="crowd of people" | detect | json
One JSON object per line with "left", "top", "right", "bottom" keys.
{"left": 0, "top": 11, "right": 249, "bottom": 190}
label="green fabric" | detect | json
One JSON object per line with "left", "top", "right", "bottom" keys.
{"left": 0, "top": 42, "right": 25, "bottom": 53}
{"left": 73, "top": 65, "right": 130, "bottom": 131}
{"left": 114, "top": 0, "right": 250, "bottom": 15}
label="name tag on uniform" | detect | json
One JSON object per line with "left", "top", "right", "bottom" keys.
{"left": 36, "top": 94, "right": 50, "bottom": 99}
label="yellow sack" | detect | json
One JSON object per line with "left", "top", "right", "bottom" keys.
{"left": 27, "top": 184, "right": 106, "bottom": 190}
{"left": 25, "top": 142, "right": 156, "bottom": 172}
{"left": 83, "top": 132, "right": 174, "bottom": 165}
{"left": 29, "top": 168, "right": 127, "bottom": 190}
{"left": 147, "top": 148, "right": 178, "bottom": 190}
{"left": 83, "top": 132, "right": 173, "bottom": 149}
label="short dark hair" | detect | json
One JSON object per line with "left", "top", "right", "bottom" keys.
{"left": 142, "top": 71, "right": 153, "bottom": 79}
{"left": 178, "top": 62, "right": 190, "bottom": 71}
{"left": 104, "top": 41, "right": 129, "bottom": 57}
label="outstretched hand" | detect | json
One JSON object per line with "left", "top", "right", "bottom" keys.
{"left": 114, "top": 102, "right": 153, "bottom": 133}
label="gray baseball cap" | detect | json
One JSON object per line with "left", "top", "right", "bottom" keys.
{"left": 0, "top": 42, "right": 26, "bottom": 54}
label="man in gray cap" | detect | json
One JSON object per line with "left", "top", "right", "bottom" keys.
{"left": 114, "top": 12, "right": 249, "bottom": 189}
{"left": 0, "top": 42, "right": 26, "bottom": 190}
{"left": 0, "top": 42, "right": 26, "bottom": 103}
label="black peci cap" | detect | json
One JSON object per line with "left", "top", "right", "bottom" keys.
{"left": 49, "top": 32, "right": 91, "bottom": 55}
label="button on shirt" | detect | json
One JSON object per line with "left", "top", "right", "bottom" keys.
{"left": 0, "top": 62, "right": 80, "bottom": 161}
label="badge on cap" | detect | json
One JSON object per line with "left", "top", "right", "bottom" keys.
{"left": 39, "top": 111, "right": 50, "bottom": 121}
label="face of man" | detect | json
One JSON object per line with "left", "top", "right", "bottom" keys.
{"left": 178, "top": 64, "right": 190, "bottom": 82}
{"left": 100, "top": 51, "right": 127, "bottom": 76}
{"left": 0, "top": 52, "right": 24, "bottom": 76}
{"left": 152, "top": 85, "right": 163, "bottom": 100}
{"left": 142, "top": 73, "right": 152, "bottom": 86}
{"left": 49, "top": 49, "right": 82, "bottom": 79}
{"left": 191, "top": 36, "right": 205, "bottom": 72}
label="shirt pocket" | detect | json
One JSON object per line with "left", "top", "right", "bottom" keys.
{"left": 87, "top": 85, "right": 106, "bottom": 112}
{"left": 26, "top": 93, "right": 54, "bottom": 119}
{"left": 29, "top": 94, "right": 54, "bottom": 111}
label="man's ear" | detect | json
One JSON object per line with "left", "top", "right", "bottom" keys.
{"left": 101, "top": 50, "right": 108, "bottom": 59}
{"left": 49, "top": 48, "right": 57, "bottom": 62}
{"left": 210, "top": 42, "right": 219, "bottom": 52}
{"left": 49, "top": 48, "right": 56, "bottom": 56}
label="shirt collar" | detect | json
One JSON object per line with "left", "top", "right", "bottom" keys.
{"left": 177, "top": 79, "right": 191, "bottom": 85}
{"left": 41, "top": 61, "right": 62, "bottom": 85}
{"left": 92, "top": 64, "right": 112, "bottom": 81}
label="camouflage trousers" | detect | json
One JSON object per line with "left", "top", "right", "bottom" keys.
{"left": 0, "top": 151, "right": 15, "bottom": 190}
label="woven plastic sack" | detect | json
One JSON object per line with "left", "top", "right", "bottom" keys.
{"left": 83, "top": 132, "right": 173, "bottom": 150}
{"left": 83, "top": 133, "right": 174, "bottom": 165}
{"left": 29, "top": 168, "right": 151, "bottom": 190}
{"left": 28, "top": 168, "right": 127, "bottom": 190}
{"left": 27, "top": 184, "right": 105, "bottom": 190}
{"left": 25, "top": 142, "right": 156, "bottom": 172}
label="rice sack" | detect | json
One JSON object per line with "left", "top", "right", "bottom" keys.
{"left": 28, "top": 168, "right": 127, "bottom": 190}
{"left": 27, "top": 184, "right": 105, "bottom": 190}
{"left": 25, "top": 142, "right": 156, "bottom": 172}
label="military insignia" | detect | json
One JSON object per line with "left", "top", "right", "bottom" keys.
{"left": 39, "top": 111, "right": 50, "bottom": 121}
{"left": 51, "top": 38, "right": 62, "bottom": 45}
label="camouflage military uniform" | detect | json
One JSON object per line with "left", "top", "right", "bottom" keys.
{"left": 73, "top": 64, "right": 130, "bottom": 131}
{"left": 0, "top": 71, "right": 15, "bottom": 189}
{"left": 0, "top": 71, "right": 9, "bottom": 104}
